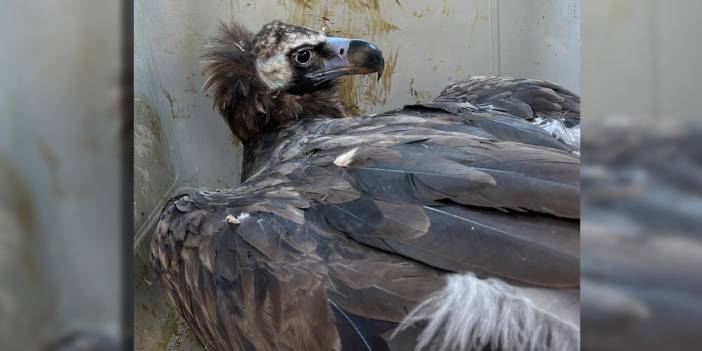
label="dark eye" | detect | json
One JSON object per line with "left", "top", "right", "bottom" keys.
{"left": 294, "top": 49, "right": 313, "bottom": 65}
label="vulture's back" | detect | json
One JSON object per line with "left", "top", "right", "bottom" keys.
{"left": 436, "top": 76, "right": 581, "bottom": 148}
{"left": 151, "top": 101, "right": 580, "bottom": 350}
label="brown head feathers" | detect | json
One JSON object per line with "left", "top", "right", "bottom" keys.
{"left": 202, "top": 21, "right": 347, "bottom": 144}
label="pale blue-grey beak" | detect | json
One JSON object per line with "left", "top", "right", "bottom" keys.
{"left": 306, "top": 37, "right": 385, "bottom": 86}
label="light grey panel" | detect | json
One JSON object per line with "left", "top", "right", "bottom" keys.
{"left": 498, "top": 0, "right": 581, "bottom": 92}
{"left": 582, "top": 0, "right": 702, "bottom": 121}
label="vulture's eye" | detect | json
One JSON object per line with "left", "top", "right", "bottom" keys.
{"left": 293, "top": 49, "right": 313, "bottom": 65}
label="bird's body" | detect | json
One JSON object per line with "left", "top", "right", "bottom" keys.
{"left": 151, "top": 21, "right": 580, "bottom": 351}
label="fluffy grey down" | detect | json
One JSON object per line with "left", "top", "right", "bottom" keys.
{"left": 534, "top": 117, "right": 581, "bottom": 150}
{"left": 393, "top": 273, "right": 580, "bottom": 351}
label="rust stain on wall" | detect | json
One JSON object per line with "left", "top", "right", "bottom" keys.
{"left": 335, "top": 47, "right": 397, "bottom": 114}
{"left": 0, "top": 154, "right": 41, "bottom": 277}
{"left": 36, "top": 141, "right": 60, "bottom": 173}
{"left": 408, "top": 77, "right": 417, "bottom": 98}
{"left": 148, "top": 109, "right": 162, "bottom": 144}
{"left": 408, "top": 77, "right": 433, "bottom": 103}
{"left": 341, "top": 0, "right": 370, "bottom": 12}
{"left": 135, "top": 94, "right": 166, "bottom": 166}
{"left": 467, "top": 0, "right": 488, "bottom": 48}
{"left": 279, "top": 0, "right": 327, "bottom": 34}
{"left": 161, "top": 84, "right": 177, "bottom": 119}
{"left": 35, "top": 141, "right": 65, "bottom": 197}
{"left": 0, "top": 155, "right": 36, "bottom": 238}
{"left": 412, "top": 10, "right": 425, "bottom": 18}
{"left": 335, "top": 77, "right": 361, "bottom": 116}
{"left": 372, "top": 48, "right": 398, "bottom": 104}
{"left": 441, "top": 0, "right": 450, "bottom": 16}
{"left": 286, "top": 0, "right": 315, "bottom": 9}
{"left": 185, "top": 73, "right": 198, "bottom": 94}
{"left": 160, "top": 83, "right": 191, "bottom": 119}
{"left": 341, "top": 0, "right": 400, "bottom": 34}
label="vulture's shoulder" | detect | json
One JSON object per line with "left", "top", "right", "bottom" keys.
{"left": 435, "top": 75, "right": 580, "bottom": 127}
{"left": 152, "top": 103, "right": 580, "bottom": 349}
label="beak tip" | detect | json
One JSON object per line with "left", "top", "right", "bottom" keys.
{"left": 375, "top": 51, "right": 385, "bottom": 81}
{"left": 322, "top": 37, "right": 386, "bottom": 83}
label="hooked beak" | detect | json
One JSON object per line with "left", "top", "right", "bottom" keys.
{"left": 290, "top": 37, "right": 384, "bottom": 94}
{"left": 323, "top": 37, "right": 385, "bottom": 81}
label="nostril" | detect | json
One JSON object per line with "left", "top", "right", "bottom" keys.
{"left": 340, "top": 48, "right": 345, "bottom": 55}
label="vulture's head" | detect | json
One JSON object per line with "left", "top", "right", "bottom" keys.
{"left": 203, "top": 21, "right": 385, "bottom": 143}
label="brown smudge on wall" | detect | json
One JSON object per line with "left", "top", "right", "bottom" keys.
{"left": 468, "top": 0, "right": 487, "bottom": 48}
{"left": 160, "top": 84, "right": 177, "bottom": 119}
{"left": 408, "top": 77, "right": 417, "bottom": 98}
{"left": 412, "top": 10, "right": 425, "bottom": 18}
{"left": 340, "top": 0, "right": 400, "bottom": 34}
{"left": 0, "top": 154, "right": 42, "bottom": 277}
{"left": 335, "top": 46, "right": 397, "bottom": 115}
{"left": 407, "top": 77, "right": 432, "bottom": 103}
{"left": 380, "top": 49, "right": 398, "bottom": 97}
{"left": 160, "top": 83, "right": 191, "bottom": 119}
{"left": 368, "top": 15, "right": 399, "bottom": 34}
{"left": 335, "top": 77, "right": 361, "bottom": 116}
{"left": 33, "top": 140, "right": 66, "bottom": 197}
{"left": 148, "top": 108, "right": 162, "bottom": 144}
{"left": 0, "top": 154, "right": 36, "bottom": 238}
{"left": 185, "top": 73, "right": 198, "bottom": 94}
{"left": 135, "top": 94, "right": 166, "bottom": 167}
{"left": 36, "top": 142, "right": 60, "bottom": 173}
{"left": 287, "top": 0, "right": 315, "bottom": 9}
{"left": 135, "top": 95, "right": 161, "bottom": 142}
{"left": 279, "top": 0, "right": 327, "bottom": 35}
{"left": 340, "top": 0, "right": 367, "bottom": 12}
{"left": 364, "top": 48, "right": 398, "bottom": 106}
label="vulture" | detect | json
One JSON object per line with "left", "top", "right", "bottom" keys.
{"left": 151, "top": 20, "right": 580, "bottom": 351}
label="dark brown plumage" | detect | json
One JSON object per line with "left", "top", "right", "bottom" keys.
{"left": 436, "top": 76, "right": 581, "bottom": 148}
{"left": 436, "top": 76, "right": 580, "bottom": 125}
{"left": 152, "top": 21, "right": 580, "bottom": 351}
